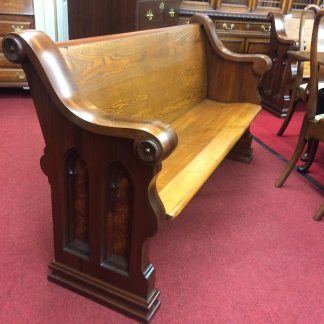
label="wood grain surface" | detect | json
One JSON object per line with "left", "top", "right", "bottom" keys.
{"left": 157, "top": 99, "right": 261, "bottom": 218}
{"left": 60, "top": 24, "right": 207, "bottom": 124}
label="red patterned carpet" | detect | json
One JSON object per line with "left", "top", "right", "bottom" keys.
{"left": 1, "top": 90, "right": 324, "bottom": 323}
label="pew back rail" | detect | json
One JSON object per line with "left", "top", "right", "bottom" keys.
{"left": 3, "top": 14, "right": 271, "bottom": 322}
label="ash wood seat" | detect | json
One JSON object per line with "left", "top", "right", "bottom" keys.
{"left": 3, "top": 14, "right": 271, "bottom": 322}
{"left": 157, "top": 99, "right": 260, "bottom": 217}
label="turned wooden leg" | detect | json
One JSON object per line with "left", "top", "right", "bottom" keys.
{"left": 275, "top": 136, "right": 307, "bottom": 187}
{"left": 277, "top": 99, "right": 300, "bottom": 136}
{"left": 297, "top": 139, "right": 319, "bottom": 173}
{"left": 313, "top": 201, "right": 324, "bottom": 221}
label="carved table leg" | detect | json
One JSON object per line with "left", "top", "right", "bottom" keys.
{"left": 297, "top": 139, "right": 319, "bottom": 174}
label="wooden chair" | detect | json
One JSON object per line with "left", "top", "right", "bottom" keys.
{"left": 277, "top": 4, "right": 321, "bottom": 137}
{"left": 275, "top": 8, "right": 324, "bottom": 221}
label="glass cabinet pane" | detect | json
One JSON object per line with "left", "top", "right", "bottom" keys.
{"left": 181, "top": 0, "right": 212, "bottom": 3}
{"left": 256, "top": 0, "right": 281, "bottom": 9}
{"left": 181, "top": 0, "right": 214, "bottom": 8}
{"left": 221, "top": 0, "right": 248, "bottom": 6}
{"left": 290, "top": 0, "right": 316, "bottom": 10}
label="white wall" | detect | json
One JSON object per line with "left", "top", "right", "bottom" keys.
{"left": 33, "top": 0, "right": 69, "bottom": 41}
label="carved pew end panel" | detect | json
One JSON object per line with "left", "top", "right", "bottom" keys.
{"left": 46, "top": 141, "right": 162, "bottom": 322}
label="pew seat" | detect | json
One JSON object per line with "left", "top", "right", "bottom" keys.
{"left": 157, "top": 99, "right": 260, "bottom": 218}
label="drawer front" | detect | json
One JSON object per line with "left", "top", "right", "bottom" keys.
{"left": 219, "top": 36, "right": 245, "bottom": 54}
{"left": 163, "top": 0, "right": 179, "bottom": 27}
{"left": 0, "top": 52, "right": 21, "bottom": 68}
{"left": 0, "top": 1, "right": 34, "bottom": 15}
{"left": 215, "top": 20, "right": 271, "bottom": 35}
{"left": 138, "top": 1, "right": 164, "bottom": 29}
{"left": 245, "top": 37, "right": 270, "bottom": 54}
{"left": 137, "top": 0, "right": 179, "bottom": 30}
{"left": 0, "top": 20, "right": 33, "bottom": 36}
{"left": 0, "top": 68, "right": 27, "bottom": 83}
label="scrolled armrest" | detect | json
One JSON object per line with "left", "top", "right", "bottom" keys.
{"left": 190, "top": 14, "right": 272, "bottom": 76}
{"left": 267, "top": 12, "right": 298, "bottom": 49}
{"left": 2, "top": 31, "right": 178, "bottom": 163}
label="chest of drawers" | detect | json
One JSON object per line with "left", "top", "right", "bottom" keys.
{"left": 67, "top": 0, "right": 180, "bottom": 39}
{"left": 0, "top": 0, "right": 34, "bottom": 87}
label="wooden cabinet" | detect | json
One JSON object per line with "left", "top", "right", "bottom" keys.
{"left": 0, "top": 0, "right": 34, "bottom": 87}
{"left": 215, "top": 19, "right": 271, "bottom": 54}
{"left": 67, "top": 0, "right": 180, "bottom": 39}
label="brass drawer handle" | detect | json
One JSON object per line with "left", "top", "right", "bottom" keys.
{"left": 11, "top": 24, "right": 24, "bottom": 32}
{"left": 222, "top": 23, "right": 235, "bottom": 30}
{"left": 168, "top": 8, "right": 175, "bottom": 18}
{"left": 159, "top": 1, "right": 165, "bottom": 11}
{"left": 16, "top": 71, "right": 26, "bottom": 80}
{"left": 146, "top": 9, "right": 154, "bottom": 21}
{"left": 261, "top": 25, "right": 271, "bottom": 32}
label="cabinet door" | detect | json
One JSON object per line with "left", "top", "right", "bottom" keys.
{"left": 245, "top": 37, "right": 270, "bottom": 54}
{"left": 0, "top": 0, "right": 34, "bottom": 15}
{"left": 0, "top": 20, "right": 33, "bottom": 35}
{"left": 0, "top": 69, "right": 27, "bottom": 86}
{"left": 138, "top": 1, "right": 164, "bottom": 29}
{"left": 138, "top": 0, "right": 179, "bottom": 30}
{"left": 219, "top": 36, "right": 245, "bottom": 53}
{"left": 0, "top": 12, "right": 34, "bottom": 87}
{"left": 163, "top": 0, "right": 180, "bottom": 27}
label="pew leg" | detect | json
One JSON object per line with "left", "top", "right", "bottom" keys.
{"left": 227, "top": 129, "right": 253, "bottom": 163}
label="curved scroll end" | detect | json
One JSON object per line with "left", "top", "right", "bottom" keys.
{"left": 190, "top": 14, "right": 272, "bottom": 76}
{"left": 3, "top": 30, "right": 79, "bottom": 103}
{"left": 267, "top": 11, "right": 274, "bottom": 21}
{"left": 189, "top": 14, "right": 234, "bottom": 59}
{"left": 189, "top": 13, "right": 215, "bottom": 31}
{"left": 252, "top": 54, "right": 272, "bottom": 75}
{"left": 135, "top": 121, "right": 178, "bottom": 164}
{"left": 267, "top": 11, "right": 284, "bottom": 34}
{"left": 148, "top": 177, "right": 166, "bottom": 232}
{"left": 267, "top": 11, "right": 298, "bottom": 49}
{"left": 135, "top": 139, "right": 162, "bottom": 163}
{"left": 2, "top": 34, "right": 26, "bottom": 64}
{"left": 189, "top": 14, "right": 221, "bottom": 49}
{"left": 299, "top": 5, "right": 320, "bottom": 51}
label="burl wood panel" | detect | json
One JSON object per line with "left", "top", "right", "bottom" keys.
{"left": 104, "top": 163, "right": 132, "bottom": 271}
{"left": 66, "top": 150, "right": 89, "bottom": 256}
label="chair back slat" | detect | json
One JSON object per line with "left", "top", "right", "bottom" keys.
{"left": 307, "top": 9, "right": 324, "bottom": 118}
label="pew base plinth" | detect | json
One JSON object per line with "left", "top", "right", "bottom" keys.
{"left": 227, "top": 129, "right": 253, "bottom": 163}
{"left": 48, "top": 261, "right": 160, "bottom": 323}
